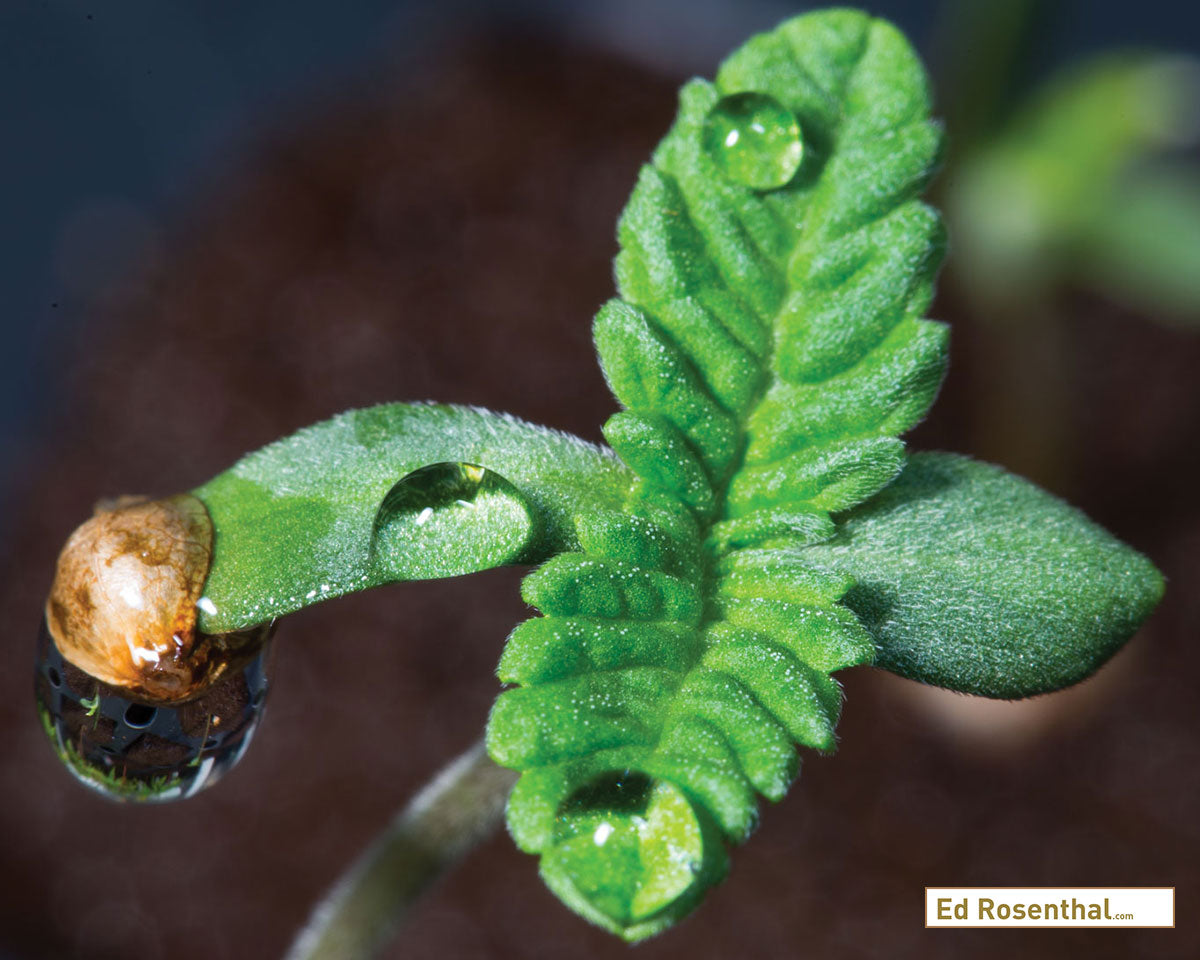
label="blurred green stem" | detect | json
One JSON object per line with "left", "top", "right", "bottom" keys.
{"left": 285, "top": 740, "right": 518, "bottom": 960}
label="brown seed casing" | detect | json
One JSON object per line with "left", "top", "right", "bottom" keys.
{"left": 45, "top": 494, "right": 258, "bottom": 703}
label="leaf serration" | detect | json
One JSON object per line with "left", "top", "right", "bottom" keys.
{"left": 486, "top": 8, "right": 948, "bottom": 939}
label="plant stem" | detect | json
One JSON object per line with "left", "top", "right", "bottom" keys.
{"left": 285, "top": 739, "right": 517, "bottom": 960}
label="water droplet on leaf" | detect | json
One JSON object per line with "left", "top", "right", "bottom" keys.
{"left": 34, "top": 618, "right": 272, "bottom": 803}
{"left": 371, "top": 462, "right": 534, "bottom": 579}
{"left": 539, "top": 771, "right": 720, "bottom": 931}
{"left": 702, "top": 91, "right": 803, "bottom": 190}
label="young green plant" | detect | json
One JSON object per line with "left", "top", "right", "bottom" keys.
{"left": 38, "top": 7, "right": 1163, "bottom": 946}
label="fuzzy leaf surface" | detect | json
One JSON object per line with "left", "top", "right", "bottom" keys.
{"left": 193, "top": 404, "right": 631, "bottom": 633}
{"left": 487, "top": 8, "right": 948, "bottom": 939}
{"left": 802, "top": 453, "right": 1164, "bottom": 698}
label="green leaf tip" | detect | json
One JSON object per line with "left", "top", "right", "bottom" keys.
{"left": 487, "top": 7, "right": 949, "bottom": 940}
{"left": 804, "top": 452, "right": 1165, "bottom": 699}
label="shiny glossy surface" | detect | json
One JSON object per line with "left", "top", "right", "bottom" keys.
{"left": 701, "top": 91, "right": 803, "bottom": 190}
{"left": 34, "top": 619, "right": 272, "bottom": 802}
{"left": 44, "top": 493, "right": 255, "bottom": 702}
{"left": 370, "top": 460, "right": 534, "bottom": 579}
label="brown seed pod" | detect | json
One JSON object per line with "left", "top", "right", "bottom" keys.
{"left": 44, "top": 494, "right": 259, "bottom": 704}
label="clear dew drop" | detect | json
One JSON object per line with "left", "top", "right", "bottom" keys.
{"left": 701, "top": 91, "right": 804, "bottom": 190}
{"left": 370, "top": 461, "right": 534, "bottom": 580}
{"left": 545, "top": 770, "right": 706, "bottom": 925}
{"left": 34, "top": 618, "right": 272, "bottom": 803}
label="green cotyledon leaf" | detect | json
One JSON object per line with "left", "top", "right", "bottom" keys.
{"left": 486, "top": 9, "right": 948, "bottom": 940}
{"left": 192, "top": 403, "right": 633, "bottom": 634}
{"left": 802, "top": 453, "right": 1165, "bottom": 699}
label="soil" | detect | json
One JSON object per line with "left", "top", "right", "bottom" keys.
{"left": 178, "top": 671, "right": 252, "bottom": 738}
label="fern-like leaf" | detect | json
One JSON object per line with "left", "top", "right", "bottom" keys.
{"left": 486, "top": 9, "right": 947, "bottom": 939}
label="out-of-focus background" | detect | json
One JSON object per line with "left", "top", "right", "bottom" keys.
{"left": 2, "top": 1, "right": 1198, "bottom": 957}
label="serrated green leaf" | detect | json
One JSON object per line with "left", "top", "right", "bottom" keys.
{"left": 602, "top": 412, "right": 717, "bottom": 518}
{"left": 802, "top": 452, "right": 1165, "bottom": 698}
{"left": 193, "top": 404, "right": 632, "bottom": 633}
{"left": 487, "top": 9, "right": 949, "bottom": 940}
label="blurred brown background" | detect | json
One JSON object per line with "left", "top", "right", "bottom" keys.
{"left": 2, "top": 2, "right": 1197, "bottom": 958}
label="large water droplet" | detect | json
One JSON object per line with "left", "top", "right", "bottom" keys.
{"left": 370, "top": 461, "right": 534, "bottom": 580}
{"left": 34, "top": 618, "right": 272, "bottom": 802}
{"left": 540, "top": 771, "right": 719, "bottom": 933}
{"left": 702, "top": 91, "right": 803, "bottom": 190}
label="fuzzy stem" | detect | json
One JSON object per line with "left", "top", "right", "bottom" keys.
{"left": 285, "top": 739, "right": 517, "bottom": 960}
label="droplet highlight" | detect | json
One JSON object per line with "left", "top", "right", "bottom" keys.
{"left": 541, "top": 771, "right": 714, "bottom": 928}
{"left": 34, "top": 618, "right": 273, "bottom": 803}
{"left": 371, "top": 461, "right": 534, "bottom": 580}
{"left": 702, "top": 91, "right": 803, "bottom": 190}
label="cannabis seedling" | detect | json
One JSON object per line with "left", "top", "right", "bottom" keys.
{"left": 37, "top": 8, "right": 1163, "bottom": 945}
